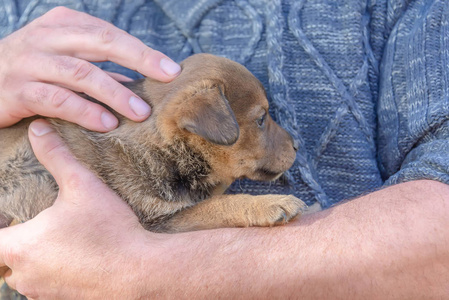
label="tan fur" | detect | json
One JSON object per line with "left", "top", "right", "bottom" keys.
{"left": 0, "top": 54, "right": 305, "bottom": 233}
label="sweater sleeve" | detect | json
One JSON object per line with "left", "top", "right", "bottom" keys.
{"left": 377, "top": 0, "right": 449, "bottom": 186}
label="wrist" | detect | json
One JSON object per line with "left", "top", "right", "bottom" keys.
{"left": 125, "top": 231, "right": 176, "bottom": 299}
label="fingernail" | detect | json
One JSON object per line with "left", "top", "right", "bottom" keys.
{"left": 101, "top": 112, "right": 119, "bottom": 130}
{"left": 129, "top": 96, "right": 151, "bottom": 117}
{"left": 30, "top": 121, "right": 54, "bottom": 137}
{"left": 160, "top": 58, "right": 181, "bottom": 77}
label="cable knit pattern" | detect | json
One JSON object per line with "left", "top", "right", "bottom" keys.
{"left": 378, "top": 0, "right": 449, "bottom": 185}
{"left": 1, "top": 0, "right": 448, "bottom": 210}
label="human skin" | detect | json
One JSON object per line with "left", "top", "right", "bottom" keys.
{"left": 0, "top": 119, "right": 447, "bottom": 299}
{"left": 1, "top": 6, "right": 448, "bottom": 299}
{"left": 0, "top": 7, "right": 181, "bottom": 132}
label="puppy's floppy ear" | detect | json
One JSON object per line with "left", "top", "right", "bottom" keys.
{"left": 178, "top": 85, "right": 239, "bottom": 145}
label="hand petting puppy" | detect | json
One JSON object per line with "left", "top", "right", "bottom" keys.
{"left": 0, "top": 6, "right": 181, "bottom": 132}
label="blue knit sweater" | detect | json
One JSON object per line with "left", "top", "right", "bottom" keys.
{"left": 1, "top": 0, "right": 448, "bottom": 209}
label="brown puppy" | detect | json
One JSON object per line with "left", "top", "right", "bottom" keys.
{"left": 0, "top": 54, "right": 305, "bottom": 233}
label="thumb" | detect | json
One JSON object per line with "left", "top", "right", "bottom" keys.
{"left": 28, "top": 119, "right": 94, "bottom": 187}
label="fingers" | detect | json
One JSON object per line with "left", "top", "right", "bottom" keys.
{"left": 0, "top": 224, "right": 19, "bottom": 273}
{"left": 25, "top": 55, "right": 151, "bottom": 124}
{"left": 0, "top": 7, "right": 180, "bottom": 131}
{"left": 3, "top": 266, "right": 37, "bottom": 299}
{"left": 2, "top": 268, "right": 13, "bottom": 288}
{"left": 37, "top": 7, "right": 181, "bottom": 82}
{"left": 18, "top": 82, "right": 118, "bottom": 132}
{"left": 27, "top": 119, "right": 97, "bottom": 187}
{"left": 105, "top": 71, "right": 133, "bottom": 82}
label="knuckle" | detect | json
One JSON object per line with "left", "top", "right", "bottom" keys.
{"left": 96, "top": 71, "right": 126, "bottom": 100}
{"left": 99, "top": 27, "right": 117, "bottom": 45}
{"left": 111, "top": 85, "right": 123, "bottom": 100}
{"left": 72, "top": 61, "right": 95, "bottom": 82}
{"left": 78, "top": 102, "right": 94, "bottom": 120}
{"left": 53, "top": 56, "right": 86, "bottom": 80}
{"left": 105, "top": 81, "right": 123, "bottom": 101}
{"left": 3, "top": 244, "right": 25, "bottom": 268}
{"left": 50, "top": 88, "right": 72, "bottom": 109}
{"left": 139, "top": 48, "right": 156, "bottom": 66}
{"left": 52, "top": 55, "right": 73, "bottom": 72}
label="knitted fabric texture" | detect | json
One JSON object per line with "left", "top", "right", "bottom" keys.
{"left": 1, "top": 0, "right": 448, "bottom": 209}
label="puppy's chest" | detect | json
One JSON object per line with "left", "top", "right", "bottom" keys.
{"left": 102, "top": 139, "right": 217, "bottom": 206}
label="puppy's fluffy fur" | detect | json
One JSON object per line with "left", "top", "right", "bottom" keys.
{"left": 0, "top": 54, "right": 305, "bottom": 233}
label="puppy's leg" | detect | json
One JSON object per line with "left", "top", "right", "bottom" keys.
{"left": 156, "top": 194, "right": 306, "bottom": 233}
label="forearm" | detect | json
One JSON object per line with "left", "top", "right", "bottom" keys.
{"left": 137, "top": 180, "right": 449, "bottom": 299}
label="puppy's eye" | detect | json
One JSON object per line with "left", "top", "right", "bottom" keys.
{"left": 257, "top": 113, "right": 267, "bottom": 128}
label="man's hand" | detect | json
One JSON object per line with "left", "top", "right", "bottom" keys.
{"left": 0, "top": 7, "right": 181, "bottom": 132}
{"left": 0, "top": 119, "right": 159, "bottom": 299}
{"left": 0, "top": 119, "right": 448, "bottom": 299}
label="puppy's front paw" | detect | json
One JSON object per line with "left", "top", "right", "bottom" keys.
{"left": 251, "top": 194, "right": 306, "bottom": 227}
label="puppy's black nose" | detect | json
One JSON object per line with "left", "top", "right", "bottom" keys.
{"left": 293, "top": 139, "right": 300, "bottom": 151}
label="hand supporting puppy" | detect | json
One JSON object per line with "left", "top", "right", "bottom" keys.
{"left": 0, "top": 120, "right": 448, "bottom": 299}
{"left": 0, "top": 119, "right": 156, "bottom": 299}
{"left": 0, "top": 7, "right": 181, "bottom": 132}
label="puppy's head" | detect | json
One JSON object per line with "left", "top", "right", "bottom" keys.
{"left": 142, "top": 54, "right": 297, "bottom": 184}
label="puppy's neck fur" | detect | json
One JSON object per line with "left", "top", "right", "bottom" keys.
{"left": 121, "top": 137, "right": 217, "bottom": 204}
